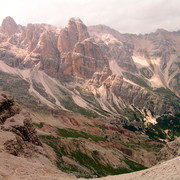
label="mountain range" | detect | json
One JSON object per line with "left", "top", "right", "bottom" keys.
{"left": 0, "top": 16, "right": 180, "bottom": 178}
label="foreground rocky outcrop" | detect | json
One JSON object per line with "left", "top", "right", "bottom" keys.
{"left": 0, "top": 92, "right": 42, "bottom": 156}
{"left": 157, "top": 137, "right": 180, "bottom": 162}
{"left": 0, "top": 91, "right": 75, "bottom": 179}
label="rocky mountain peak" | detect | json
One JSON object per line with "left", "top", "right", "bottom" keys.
{"left": 157, "top": 137, "right": 180, "bottom": 162}
{"left": 156, "top": 28, "right": 169, "bottom": 34}
{"left": 68, "top": 17, "right": 83, "bottom": 24}
{"left": 58, "top": 17, "right": 89, "bottom": 53}
{"left": 1, "top": 16, "right": 19, "bottom": 36}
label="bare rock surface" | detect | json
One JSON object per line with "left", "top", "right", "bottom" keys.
{"left": 0, "top": 91, "right": 75, "bottom": 179}
{"left": 157, "top": 137, "right": 180, "bottom": 162}
{"left": 0, "top": 16, "right": 19, "bottom": 36}
{"left": 57, "top": 17, "right": 89, "bottom": 53}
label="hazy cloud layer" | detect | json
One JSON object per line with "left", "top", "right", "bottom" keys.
{"left": 0, "top": 0, "right": 180, "bottom": 34}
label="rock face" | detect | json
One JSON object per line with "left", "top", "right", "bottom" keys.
{"left": 0, "top": 16, "right": 179, "bottom": 94}
{"left": 0, "top": 91, "right": 75, "bottom": 179}
{"left": 0, "top": 93, "right": 20, "bottom": 123}
{"left": 56, "top": 18, "right": 110, "bottom": 81}
{"left": 0, "top": 16, "right": 179, "bottom": 139}
{"left": 39, "top": 31, "right": 60, "bottom": 78}
{"left": 157, "top": 137, "right": 180, "bottom": 162}
{"left": 59, "top": 39, "right": 110, "bottom": 80}
{"left": 0, "top": 17, "right": 109, "bottom": 81}
{"left": 0, "top": 16, "right": 19, "bottom": 36}
{"left": 57, "top": 18, "right": 89, "bottom": 52}
{"left": 0, "top": 17, "right": 180, "bottom": 179}
{"left": 0, "top": 91, "right": 42, "bottom": 157}
{"left": 88, "top": 25, "right": 180, "bottom": 97}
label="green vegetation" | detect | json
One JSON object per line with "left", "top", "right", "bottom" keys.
{"left": 71, "top": 150, "right": 146, "bottom": 177}
{"left": 123, "top": 72, "right": 152, "bottom": 90}
{"left": 32, "top": 80, "right": 56, "bottom": 104}
{"left": 56, "top": 86, "right": 99, "bottom": 118}
{"left": 74, "top": 86, "right": 111, "bottom": 117}
{"left": 139, "top": 67, "right": 153, "bottom": 79}
{"left": 123, "top": 124, "right": 138, "bottom": 132}
{"left": 40, "top": 135, "right": 80, "bottom": 174}
{"left": 40, "top": 135, "right": 125, "bottom": 177}
{"left": 95, "top": 124, "right": 108, "bottom": 130}
{"left": 120, "top": 141, "right": 163, "bottom": 152}
{"left": 0, "top": 71, "right": 41, "bottom": 108}
{"left": 77, "top": 108, "right": 99, "bottom": 118}
{"left": 156, "top": 113, "right": 180, "bottom": 139}
{"left": 40, "top": 130, "right": 147, "bottom": 178}
{"left": 121, "top": 107, "right": 144, "bottom": 123}
{"left": 59, "top": 94, "right": 99, "bottom": 118}
{"left": 38, "top": 115, "right": 157, "bottom": 177}
{"left": 146, "top": 113, "right": 180, "bottom": 140}
{"left": 57, "top": 128, "right": 107, "bottom": 142}
{"left": 33, "top": 122, "right": 44, "bottom": 128}
{"left": 152, "top": 87, "right": 180, "bottom": 113}
{"left": 72, "top": 151, "right": 128, "bottom": 177}
{"left": 139, "top": 142, "right": 164, "bottom": 152}
{"left": 0, "top": 71, "right": 57, "bottom": 111}
{"left": 146, "top": 124, "right": 167, "bottom": 140}
{"left": 39, "top": 135, "right": 59, "bottom": 140}
{"left": 124, "top": 159, "right": 146, "bottom": 171}
{"left": 153, "top": 87, "right": 177, "bottom": 98}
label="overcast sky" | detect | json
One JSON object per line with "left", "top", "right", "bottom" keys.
{"left": 0, "top": 0, "right": 180, "bottom": 34}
